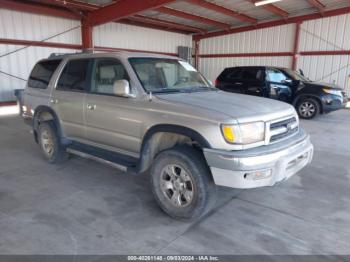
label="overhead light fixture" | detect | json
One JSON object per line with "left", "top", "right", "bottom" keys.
{"left": 255, "top": 0, "right": 282, "bottom": 6}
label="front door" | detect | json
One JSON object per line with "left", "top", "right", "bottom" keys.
{"left": 266, "top": 68, "right": 293, "bottom": 102}
{"left": 84, "top": 58, "right": 142, "bottom": 156}
{"left": 50, "top": 58, "right": 92, "bottom": 140}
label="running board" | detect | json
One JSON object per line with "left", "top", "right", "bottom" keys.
{"left": 66, "top": 142, "right": 139, "bottom": 173}
{"left": 67, "top": 148, "right": 128, "bottom": 172}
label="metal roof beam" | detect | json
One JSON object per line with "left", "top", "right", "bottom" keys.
{"left": 31, "top": 0, "right": 98, "bottom": 11}
{"left": 194, "top": 6, "right": 350, "bottom": 40}
{"left": 307, "top": 0, "right": 326, "bottom": 13}
{"left": 0, "top": 0, "right": 81, "bottom": 19}
{"left": 129, "top": 15, "right": 207, "bottom": 34}
{"left": 156, "top": 6, "right": 231, "bottom": 29}
{"left": 88, "top": 0, "right": 177, "bottom": 26}
{"left": 188, "top": 0, "right": 257, "bottom": 24}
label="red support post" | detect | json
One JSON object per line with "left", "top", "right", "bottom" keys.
{"left": 194, "top": 39, "right": 200, "bottom": 69}
{"left": 292, "top": 22, "right": 301, "bottom": 70}
{"left": 81, "top": 17, "right": 93, "bottom": 50}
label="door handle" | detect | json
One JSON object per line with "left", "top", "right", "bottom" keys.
{"left": 50, "top": 99, "right": 58, "bottom": 104}
{"left": 235, "top": 82, "right": 243, "bottom": 85}
{"left": 87, "top": 104, "right": 96, "bottom": 110}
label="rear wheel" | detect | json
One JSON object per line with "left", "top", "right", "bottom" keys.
{"left": 38, "top": 121, "right": 68, "bottom": 163}
{"left": 297, "top": 98, "right": 320, "bottom": 119}
{"left": 150, "top": 146, "right": 217, "bottom": 220}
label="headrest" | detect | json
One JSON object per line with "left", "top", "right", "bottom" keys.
{"left": 99, "top": 66, "right": 115, "bottom": 79}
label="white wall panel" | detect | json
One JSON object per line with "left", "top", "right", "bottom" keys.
{"left": 300, "top": 13, "right": 350, "bottom": 51}
{"left": 93, "top": 23, "right": 192, "bottom": 54}
{"left": 0, "top": 45, "right": 79, "bottom": 102}
{"left": 0, "top": 9, "right": 81, "bottom": 44}
{"left": 199, "top": 24, "right": 296, "bottom": 54}
{"left": 199, "top": 56, "right": 292, "bottom": 83}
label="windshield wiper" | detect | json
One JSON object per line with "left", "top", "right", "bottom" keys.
{"left": 151, "top": 88, "right": 182, "bottom": 94}
{"left": 185, "top": 86, "right": 217, "bottom": 92}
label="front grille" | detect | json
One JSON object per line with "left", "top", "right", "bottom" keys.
{"left": 269, "top": 117, "right": 298, "bottom": 143}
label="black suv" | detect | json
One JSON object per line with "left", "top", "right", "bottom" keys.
{"left": 216, "top": 66, "right": 348, "bottom": 119}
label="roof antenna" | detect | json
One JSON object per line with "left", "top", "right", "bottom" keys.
{"left": 149, "top": 91, "right": 153, "bottom": 101}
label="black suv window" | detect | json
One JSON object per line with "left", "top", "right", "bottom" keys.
{"left": 91, "top": 58, "right": 129, "bottom": 95}
{"left": 57, "top": 59, "right": 90, "bottom": 91}
{"left": 226, "top": 68, "right": 242, "bottom": 79}
{"left": 267, "top": 69, "right": 288, "bottom": 83}
{"left": 242, "top": 68, "right": 263, "bottom": 80}
{"left": 28, "top": 59, "right": 61, "bottom": 89}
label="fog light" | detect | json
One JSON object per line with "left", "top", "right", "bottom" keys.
{"left": 244, "top": 169, "right": 272, "bottom": 180}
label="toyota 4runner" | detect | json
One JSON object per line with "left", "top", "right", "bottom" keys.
{"left": 22, "top": 52, "right": 313, "bottom": 220}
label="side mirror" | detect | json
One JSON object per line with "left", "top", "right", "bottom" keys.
{"left": 113, "top": 80, "right": 135, "bottom": 98}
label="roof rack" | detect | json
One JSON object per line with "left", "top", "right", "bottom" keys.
{"left": 48, "top": 49, "right": 95, "bottom": 59}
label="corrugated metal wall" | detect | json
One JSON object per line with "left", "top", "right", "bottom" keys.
{"left": 298, "top": 13, "right": 350, "bottom": 95}
{"left": 0, "top": 9, "right": 81, "bottom": 102}
{"left": 93, "top": 23, "right": 192, "bottom": 54}
{"left": 198, "top": 24, "right": 295, "bottom": 82}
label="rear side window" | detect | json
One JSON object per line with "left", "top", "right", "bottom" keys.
{"left": 57, "top": 59, "right": 90, "bottom": 91}
{"left": 226, "top": 68, "right": 242, "bottom": 79}
{"left": 242, "top": 68, "right": 263, "bottom": 80}
{"left": 28, "top": 60, "right": 61, "bottom": 89}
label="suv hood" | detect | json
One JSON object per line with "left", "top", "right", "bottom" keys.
{"left": 304, "top": 81, "right": 342, "bottom": 90}
{"left": 156, "top": 91, "right": 295, "bottom": 122}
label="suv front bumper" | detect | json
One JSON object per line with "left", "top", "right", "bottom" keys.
{"left": 203, "top": 130, "right": 313, "bottom": 189}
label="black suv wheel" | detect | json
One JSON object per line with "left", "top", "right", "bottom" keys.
{"left": 297, "top": 97, "right": 320, "bottom": 119}
{"left": 38, "top": 121, "right": 68, "bottom": 163}
{"left": 150, "top": 146, "right": 217, "bottom": 220}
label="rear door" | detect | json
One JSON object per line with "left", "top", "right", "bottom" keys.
{"left": 216, "top": 67, "right": 244, "bottom": 93}
{"left": 240, "top": 67, "right": 266, "bottom": 97}
{"left": 50, "top": 58, "right": 92, "bottom": 140}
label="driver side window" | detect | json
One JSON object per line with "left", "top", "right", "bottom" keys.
{"left": 91, "top": 58, "right": 129, "bottom": 95}
{"left": 267, "top": 69, "right": 288, "bottom": 83}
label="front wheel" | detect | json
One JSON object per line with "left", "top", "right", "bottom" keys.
{"left": 150, "top": 146, "right": 217, "bottom": 220}
{"left": 297, "top": 98, "right": 320, "bottom": 119}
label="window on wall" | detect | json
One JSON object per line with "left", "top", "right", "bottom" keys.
{"left": 28, "top": 59, "right": 61, "bottom": 89}
{"left": 91, "top": 59, "right": 129, "bottom": 95}
{"left": 267, "top": 69, "right": 288, "bottom": 83}
{"left": 57, "top": 59, "right": 90, "bottom": 91}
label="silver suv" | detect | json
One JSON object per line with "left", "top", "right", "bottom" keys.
{"left": 22, "top": 51, "right": 313, "bottom": 219}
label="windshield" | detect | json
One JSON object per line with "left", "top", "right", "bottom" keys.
{"left": 284, "top": 68, "right": 311, "bottom": 82}
{"left": 129, "top": 58, "right": 214, "bottom": 93}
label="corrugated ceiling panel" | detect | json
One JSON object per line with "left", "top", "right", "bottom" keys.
{"left": 93, "top": 22, "right": 192, "bottom": 53}
{"left": 0, "top": 9, "right": 81, "bottom": 44}
{"left": 199, "top": 23, "right": 296, "bottom": 54}
{"left": 298, "top": 55, "right": 350, "bottom": 95}
{"left": 300, "top": 13, "right": 350, "bottom": 51}
{"left": 199, "top": 56, "right": 292, "bottom": 82}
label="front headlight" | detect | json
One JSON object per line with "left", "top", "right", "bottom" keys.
{"left": 323, "top": 88, "right": 342, "bottom": 96}
{"left": 221, "top": 122, "right": 265, "bottom": 145}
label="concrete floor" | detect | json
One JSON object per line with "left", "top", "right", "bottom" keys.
{"left": 0, "top": 110, "right": 349, "bottom": 255}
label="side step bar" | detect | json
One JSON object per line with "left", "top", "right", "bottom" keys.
{"left": 67, "top": 148, "right": 128, "bottom": 172}
{"left": 66, "top": 141, "right": 139, "bottom": 173}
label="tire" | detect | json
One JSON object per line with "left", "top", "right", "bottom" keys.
{"left": 297, "top": 97, "right": 320, "bottom": 119}
{"left": 38, "top": 121, "right": 68, "bottom": 164}
{"left": 150, "top": 146, "right": 217, "bottom": 220}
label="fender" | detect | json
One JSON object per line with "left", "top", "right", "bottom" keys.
{"left": 292, "top": 94, "right": 323, "bottom": 112}
{"left": 33, "top": 106, "right": 67, "bottom": 142}
{"left": 136, "top": 124, "right": 211, "bottom": 173}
